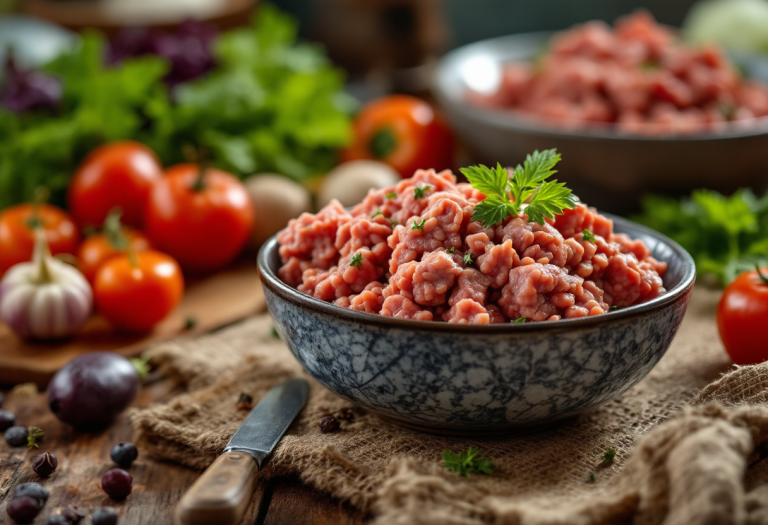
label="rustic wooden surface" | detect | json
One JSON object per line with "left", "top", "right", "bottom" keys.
{"left": 0, "top": 265, "right": 264, "bottom": 387}
{"left": 0, "top": 378, "right": 368, "bottom": 525}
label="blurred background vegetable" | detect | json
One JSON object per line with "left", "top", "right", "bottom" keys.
{"left": 684, "top": 0, "right": 768, "bottom": 53}
{"left": 0, "top": 4, "right": 354, "bottom": 209}
{"left": 633, "top": 189, "right": 768, "bottom": 285}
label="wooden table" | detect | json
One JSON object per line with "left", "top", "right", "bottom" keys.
{"left": 0, "top": 378, "right": 368, "bottom": 525}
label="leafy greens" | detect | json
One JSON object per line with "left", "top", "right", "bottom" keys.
{"left": 0, "top": 4, "right": 354, "bottom": 209}
{"left": 632, "top": 189, "right": 768, "bottom": 286}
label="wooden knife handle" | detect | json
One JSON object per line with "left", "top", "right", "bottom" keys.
{"left": 176, "top": 451, "right": 259, "bottom": 525}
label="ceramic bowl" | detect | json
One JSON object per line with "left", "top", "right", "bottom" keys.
{"left": 258, "top": 215, "right": 695, "bottom": 432}
{"left": 433, "top": 32, "right": 768, "bottom": 214}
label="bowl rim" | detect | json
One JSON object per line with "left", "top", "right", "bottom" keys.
{"left": 432, "top": 31, "right": 768, "bottom": 142}
{"left": 258, "top": 213, "right": 696, "bottom": 334}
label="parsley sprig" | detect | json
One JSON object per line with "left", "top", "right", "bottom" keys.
{"left": 443, "top": 447, "right": 495, "bottom": 477}
{"left": 460, "top": 149, "right": 577, "bottom": 227}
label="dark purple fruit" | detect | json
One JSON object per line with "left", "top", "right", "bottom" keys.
{"left": 101, "top": 468, "right": 132, "bottom": 500}
{"left": 32, "top": 451, "right": 58, "bottom": 478}
{"left": 92, "top": 507, "right": 119, "bottom": 525}
{"left": 110, "top": 442, "right": 138, "bottom": 468}
{"left": 47, "top": 516, "right": 69, "bottom": 525}
{"left": 6, "top": 496, "right": 40, "bottom": 524}
{"left": 61, "top": 505, "right": 86, "bottom": 523}
{"left": 5, "top": 425, "right": 27, "bottom": 446}
{"left": 47, "top": 352, "right": 139, "bottom": 429}
{"left": 0, "top": 408, "right": 15, "bottom": 430}
{"left": 14, "top": 482, "right": 49, "bottom": 504}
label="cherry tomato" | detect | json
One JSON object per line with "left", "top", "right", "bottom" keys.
{"left": 144, "top": 163, "right": 255, "bottom": 273}
{"left": 78, "top": 229, "right": 152, "bottom": 284}
{"left": 0, "top": 203, "right": 79, "bottom": 274}
{"left": 94, "top": 250, "right": 184, "bottom": 332}
{"left": 341, "top": 95, "right": 454, "bottom": 178}
{"left": 68, "top": 141, "right": 163, "bottom": 229}
{"left": 717, "top": 266, "right": 768, "bottom": 365}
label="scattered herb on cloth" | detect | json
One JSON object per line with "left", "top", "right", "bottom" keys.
{"left": 442, "top": 447, "right": 495, "bottom": 477}
{"left": 0, "top": 4, "right": 354, "bottom": 209}
{"left": 603, "top": 447, "right": 616, "bottom": 465}
{"left": 633, "top": 188, "right": 768, "bottom": 286}
{"left": 461, "top": 149, "right": 577, "bottom": 227}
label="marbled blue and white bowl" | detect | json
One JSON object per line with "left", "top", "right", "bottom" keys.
{"left": 258, "top": 215, "right": 695, "bottom": 432}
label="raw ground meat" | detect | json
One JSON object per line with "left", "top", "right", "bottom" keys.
{"left": 466, "top": 11, "right": 768, "bottom": 135}
{"left": 278, "top": 170, "right": 667, "bottom": 324}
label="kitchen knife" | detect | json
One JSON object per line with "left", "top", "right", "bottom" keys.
{"left": 176, "top": 377, "right": 310, "bottom": 525}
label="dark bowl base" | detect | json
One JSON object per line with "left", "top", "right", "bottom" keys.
{"left": 376, "top": 413, "right": 578, "bottom": 437}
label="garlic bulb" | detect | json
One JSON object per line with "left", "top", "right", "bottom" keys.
{"left": 0, "top": 231, "right": 92, "bottom": 339}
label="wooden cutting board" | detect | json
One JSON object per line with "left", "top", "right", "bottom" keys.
{"left": 0, "top": 264, "right": 265, "bottom": 387}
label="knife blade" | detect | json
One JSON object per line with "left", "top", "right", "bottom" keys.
{"left": 176, "top": 378, "right": 310, "bottom": 525}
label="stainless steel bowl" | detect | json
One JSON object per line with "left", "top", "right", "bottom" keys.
{"left": 433, "top": 32, "right": 768, "bottom": 213}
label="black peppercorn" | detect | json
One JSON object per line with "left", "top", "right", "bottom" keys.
{"left": 5, "top": 425, "right": 28, "bottom": 447}
{"left": 236, "top": 393, "right": 253, "bottom": 410}
{"left": 0, "top": 409, "right": 16, "bottom": 431}
{"left": 61, "top": 505, "right": 87, "bottom": 523}
{"left": 14, "top": 482, "right": 49, "bottom": 505}
{"left": 110, "top": 442, "right": 138, "bottom": 468}
{"left": 91, "top": 507, "right": 119, "bottom": 525}
{"left": 7, "top": 496, "right": 40, "bottom": 524}
{"left": 319, "top": 415, "right": 340, "bottom": 433}
{"left": 32, "top": 451, "right": 58, "bottom": 478}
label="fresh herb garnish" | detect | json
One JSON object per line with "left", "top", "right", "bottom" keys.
{"left": 460, "top": 149, "right": 577, "bottom": 227}
{"left": 609, "top": 305, "right": 620, "bottom": 312}
{"left": 463, "top": 253, "right": 474, "bottom": 265}
{"left": 391, "top": 220, "right": 399, "bottom": 227}
{"left": 513, "top": 316, "right": 526, "bottom": 324}
{"left": 184, "top": 316, "right": 198, "bottom": 330}
{"left": 582, "top": 229, "right": 596, "bottom": 242}
{"left": 386, "top": 192, "right": 397, "bottom": 200}
{"left": 270, "top": 326, "right": 280, "bottom": 339}
{"left": 587, "top": 472, "right": 596, "bottom": 483}
{"left": 445, "top": 247, "right": 456, "bottom": 254}
{"left": 603, "top": 448, "right": 616, "bottom": 465}
{"left": 350, "top": 252, "right": 363, "bottom": 267}
{"left": 371, "top": 210, "right": 384, "bottom": 219}
{"left": 413, "top": 185, "right": 431, "bottom": 199}
{"left": 442, "top": 447, "right": 495, "bottom": 477}
{"left": 632, "top": 189, "right": 768, "bottom": 286}
{"left": 27, "top": 427, "right": 45, "bottom": 449}
{"left": 411, "top": 218, "right": 426, "bottom": 231}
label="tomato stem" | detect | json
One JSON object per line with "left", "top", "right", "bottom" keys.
{"left": 103, "top": 208, "right": 129, "bottom": 251}
{"left": 368, "top": 127, "right": 397, "bottom": 159}
{"left": 25, "top": 186, "right": 50, "bottom": 230}
{"left": 756, "top": 264, "right": 768, "bottom": 286}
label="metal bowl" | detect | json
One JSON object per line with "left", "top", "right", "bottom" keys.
{"left": 258, "top": 214, "right": 695, "bottom": 433}
{"left": 433, "top": 32, "right": 768, "bottom": 213}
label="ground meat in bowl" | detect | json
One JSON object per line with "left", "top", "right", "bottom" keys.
{"left": 277, "top": 169, "right": 666, "bottom": 324}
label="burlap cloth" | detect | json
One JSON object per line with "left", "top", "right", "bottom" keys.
{"left": 130, "top": 288, "right": 768, "bottom": 525}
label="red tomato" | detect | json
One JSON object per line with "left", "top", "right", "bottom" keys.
{"left": 341, "top": 95, "right": 454, "bottom": 178}
{"left": 0, "top": 203, "right": 79, "bottom": 274}
{"left": 144, "top": 163, "right": 255, "bottom": 273}
{"left": 94, "top": 250, "right": 184, "bottom": 332}
{"left": 78, "top": 229, "right": 152, "bottom": 284}
{"left": 68, "top": 141, "right": 163, "bottom": 229}
{"left": 717, "top": 266, "right": 768, "bottom": 364}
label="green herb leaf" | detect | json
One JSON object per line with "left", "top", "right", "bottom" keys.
{"left": 603, "top": 448, "right": 616, "bottom": 464}
{"left": 582, "top": 229, "right": 596, "bottom": 242}
{"left": 414, "top": 185, "right": 431, "bottom": 199}
{"left": 350, "top": 252, "right": 363, "bottom": 267}
{"left": 386, "top": 192, "right": 397, "bottom": 200}
{"left": 609, "top": 305, "right": 620, "bottom": 311}
{"left": 463, "top": 150, "right": 575, "bottom": 228}
{"left": 513, "top": 316, "right": 526, "bottom": 324}
{"left": 270, "top": 326, "right": 280, "bottom": 339}
{"left": 412, "top": 218, "right": 426, "bottom": 231}
{"left": 390, "top": 220, "right": 399, "bottom": 227}
{"left": 184, "top": 316, "right": 198, "bottom": 330}
{"left": 445, "top": 247, "right": 455, "bottom": 254}
{"left": 587, "top": 472, "right": 596, "bottom": 483}
{"left": 371, "top": 210, "right": 384, "bottom": 219}
{"left": 463, "top": 252, "right": 474, "bottom": 265}
{"left": 27, "top": 427, "right": 45, "bottom": 449}
{"left": 442, "top": 447, "right": 495, "bottom": 477}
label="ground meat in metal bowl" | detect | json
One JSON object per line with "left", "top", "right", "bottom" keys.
{"left": 277, "top": 169, "right": 666, "bottom": 324}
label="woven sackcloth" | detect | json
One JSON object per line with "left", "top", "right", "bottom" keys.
{"left": 130, "top": 287, "right": 768, "bottom": 525}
